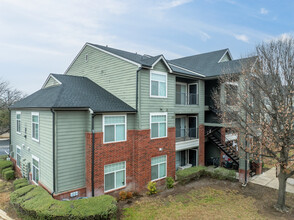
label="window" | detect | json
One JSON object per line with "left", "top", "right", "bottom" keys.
{"left": 31, "top": 112, "right": 39, "bottom": 142}
{"left": 150, "top": 71, "right": 167, "bottom": 98}
{"left": 103, "top": 115, "right": 126, "bottom": 143}
{"left": 150, "top": 113, "right": 167, "bottom": 139}
{"left": 151, "top": 155, "right": 167, "bottom": 181}
{"left": 32, "top": 155, "right": 39, "bottom": 184}
{"left": 16, "top": 112, "right": 21, "bottom": 134}
{"left": 104, "top": 161, "right": 126, "bottom": 192}
{"left": 16, "top": 146, "right": 21, "bottom": 168}
{"left": 225, "top": 83, "right": 238, "bottom": 106}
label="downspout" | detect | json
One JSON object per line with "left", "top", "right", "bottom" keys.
{"left": 242, "top": 140, "right": 248, "bottom": 187}
{"left": 9, "top": 109, "right": 11, "bottom": 155}
{"left": 90, "top": 110, "right": 98, "bottom": 197}
{"left": 50, "top": 109, "right": 56, "bottom": 194}
{"left": 136, "top": 67, "right": 142, "bottom": 111}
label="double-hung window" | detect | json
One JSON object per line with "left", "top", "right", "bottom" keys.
{"left": 31, "top": 112, "right": 39, "bottom": 142}
{"left": 150, "top": 71, "right": 167, "bottom": 98}
{"left": 103, "top": 115, "right": 126, "bottom": 143}
{"left": 32, "top": 155, "right": 40, "bottom": 184}
{"left": 16, "top": 112, "right": 21, "bottom": 134}
{"left": 104, "top": 161, "right": 126, "bottom": 192}
{"left": 151, "top": 155, "right": 167, "bottom": 181}
{"left": 16, "top": 146, "right": 21, "bottom": 168}
{"left": 150, "top": 113, "right": 167, "bottom": 139}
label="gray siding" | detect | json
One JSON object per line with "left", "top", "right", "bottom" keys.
{"left": 66, "top": 45, "right": 139, "bottom": 109}
{"left": 11, "top": 109, "right": 53, "bottom": 191}
{"left": 55, "top": 111, "right": 89, "bottom": 193}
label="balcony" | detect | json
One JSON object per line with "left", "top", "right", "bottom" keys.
{"left": 176, "top": 92, "right": 199, "bottom": 105}
{"left": 175, "top": 124, "right": 199, "bottom": 151}
{"left": 176, "top": 127, "right": 198, "bottom": 142}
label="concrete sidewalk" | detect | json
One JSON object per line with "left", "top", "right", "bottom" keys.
{"left": 250, "top": 167, "right": 294, "bottom": 193}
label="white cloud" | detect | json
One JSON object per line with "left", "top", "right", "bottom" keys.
{"left": 260, "top": 8, "right": 268, "bottom": 15}
{"left": 234, "top": 34, "right": 249, "bottom": 43}
{"left": 156, "top": 0, "right": 193, "bottom": 10}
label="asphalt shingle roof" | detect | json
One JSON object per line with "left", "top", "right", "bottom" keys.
{"left": 10, "top": 74, "right": 136, "bottom": 112}
{"left": 88, "top": 43, "right": 256, "bottom": 77}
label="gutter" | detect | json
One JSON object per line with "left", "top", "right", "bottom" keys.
{"left": 50, "top": 109, "right": 56, "bottom": 194}
{"left": 90, "top": 110, "right": 98, "bottom": 197}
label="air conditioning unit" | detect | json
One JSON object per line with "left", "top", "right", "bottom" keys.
{"left": 21, "top": 159, "right": 31, "bottom": 179}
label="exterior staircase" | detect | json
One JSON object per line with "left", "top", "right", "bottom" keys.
{"left": 207, "top": 129, "right": 239, "bottom": 166}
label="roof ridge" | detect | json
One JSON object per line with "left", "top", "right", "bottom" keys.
{"left": 171, "top": 48, "right": 229, "bottom": 62}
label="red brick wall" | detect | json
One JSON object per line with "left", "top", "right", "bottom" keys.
{"left": 198, "top": 124, "right": 205, "bottom": 166}
{"left": 85, "top": 128, "right": 176, "bottom": 197}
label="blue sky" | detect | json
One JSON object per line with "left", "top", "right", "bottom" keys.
{"left": 0, "top": 0, "right": 293, "bottom": 94}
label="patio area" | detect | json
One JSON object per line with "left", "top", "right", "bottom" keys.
{"left": 250, "top": 167, "right": 294, "bottom": 193}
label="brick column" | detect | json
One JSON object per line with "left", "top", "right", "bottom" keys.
{"left": 198, "top": 124, "right": 205, "bottom": 166}
{"left": 85, "top": 132, "right": 93, "bottom": 197}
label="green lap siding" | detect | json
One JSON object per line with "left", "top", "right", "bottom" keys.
{"left": 65, "top": 45, "right": 138, "bottom": 109}
{"left": 10, "top": 109, "right": 53, "bottom": 191}
{"left": 138, "top": 62, "right": 175, "bottom": 130}
{"left": 44, "top": 77, "right": 60, "bottom": 88}
{"left": 55, "top": 111, "right": 89, "bottom": 193}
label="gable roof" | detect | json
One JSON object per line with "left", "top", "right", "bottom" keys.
{"left": 169, "top": 49, "right": 256, "bottom": 77}
{"left": 10, "top": 74, "right": 136, "bottom": 113}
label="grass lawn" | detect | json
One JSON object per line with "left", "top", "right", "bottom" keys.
{"left": 120, "top": 178, "right": 294, "bottom": 220}
{"left": 123, "top": 187, "right": 262, "bottom": 220}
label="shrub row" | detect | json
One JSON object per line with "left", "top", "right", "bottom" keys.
{"left": 0, "top": 160, "right": 15, "bottom": 180}
{"left": 10, "top": 184, "right": 117, "bottom": 219}
{"left": 176, "top": 166, "right": 236, "bottom": 185}
{"left": 13, "top": 178, "right": 29, "bottom": 190}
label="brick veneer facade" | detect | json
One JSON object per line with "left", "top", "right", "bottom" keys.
{"left": 10, "top": 157, "right": 22, "bottom": 178}
{"left": 85, "top": 127, "right": 176, "bottom": 197}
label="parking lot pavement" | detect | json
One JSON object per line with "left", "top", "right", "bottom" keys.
{"left": 0, "top": 139, "right": 9, "bottom": 155}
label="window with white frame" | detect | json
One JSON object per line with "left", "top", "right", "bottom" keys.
{"left": 104, "top": 161, "right": 126, "bottom": 192}
{"left": 16, "top": 146, "right": 21, "bottom": 167}
{"left": 16, "top": 112, "right": 21, "bottom": 134}
{"left": 32, "top": 156, "right": 39, "bottom": 184}
{"left": 103, "top": 115, "right": 126, "bottom": 143}
{"left": 151, "top": 155, "right": 167, "bottom": 181}
{"left": 31, "top": 113, "right": 39, "bottom": 141}
{"left": 150, "top": 113, "right": 167, "bottom": 139}
{"left": 150, "top": 71, "right": 167, "bottom": 98}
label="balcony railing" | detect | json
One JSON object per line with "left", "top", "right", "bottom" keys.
{"left": 176, "top": 127, "right": 199, "bottom": 142}
{"left": 176, "top": 92, "right": 199, "bottom": 105}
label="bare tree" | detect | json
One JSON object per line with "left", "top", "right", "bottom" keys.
{"left": 0, "top": 79, "right": 24, "bottom": 135}
{"left": 213, "top": 37, "right": 294, "bottom": 212}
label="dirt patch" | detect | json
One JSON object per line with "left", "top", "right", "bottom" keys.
{"left": 0, "top": 180, "right": 20, "bottom": 220}
{"left": 119, "top": 178, "right": 294, "bottom": 219}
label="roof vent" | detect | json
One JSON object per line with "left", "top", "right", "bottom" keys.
{"left": 143, "top": 54, "right": 152, "bottom": 58}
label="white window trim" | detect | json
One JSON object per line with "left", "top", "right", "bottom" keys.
{"left": 102, "top": 115, "right": 127, "bottom": 144}
{"left": 31, "top": 155, "right": 40, "bottom": 185}
{"left": 31, "top": 112, "right": 39, "bottom": 142}
{"left": 16, "top": 145, "right": 21, "bottom": 168}
{"left": 151, "top": 155, "right": 167, "bottom": 181}
{"left": 104, "top": 161, "right": 126, "bottom": 193}
{"left": 16, "top": 111, "right": 21, "bottom": 134}
{"left": 150, "top": 70, "right": 168, "bottom": 98}
{"left": 150, "top": 112, "right": 168, "bottom": 139}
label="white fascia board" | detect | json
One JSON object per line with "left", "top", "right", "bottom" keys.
{"left": 151, "top": 56, "right": 173, "bottom": 73}
{"left": 218, "top": 49, "right": 233, "bottom": 63}
{"left": 169, "top": 63, "right": 206, "bottom": 77}
{"left": 41, "top": 74, "right": 62, "bottom": 89}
